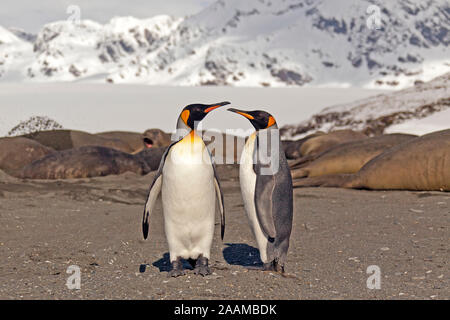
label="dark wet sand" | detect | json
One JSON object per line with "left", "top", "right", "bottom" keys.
{"left": 0, "top": 165, "right": 448, "bottom": 299}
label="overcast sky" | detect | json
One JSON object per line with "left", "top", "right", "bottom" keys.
{"left": 0, "top": 0, "right": 216, "bottom": 32}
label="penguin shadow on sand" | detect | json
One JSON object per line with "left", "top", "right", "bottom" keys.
{"left": 140, "top": 253, "right": 198, "bottom": 274}
{"left": 140, "top": 246, "right": 297, "bottom": 278}
{"left": 139, "top": 245, "right": 262, "bottom": 275}
{"left": 222, "top": 243, "right": 263, "bottom": 268}
{"left": 223, "top": 243, "right": 299, "bottom": 279}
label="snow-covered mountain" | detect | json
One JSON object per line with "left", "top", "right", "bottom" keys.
{"left": 280, "top": 71, "right": 450, "bottom": 137}
{"left": 0, "top": 0, "right": 449, "bottom": 88}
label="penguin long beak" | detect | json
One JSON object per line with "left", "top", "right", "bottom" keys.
{"left": 227, "top": 108, "right": 254, "bottom": 120}
{"left": 204, "top": 101, "right": 231, "bottom": 113}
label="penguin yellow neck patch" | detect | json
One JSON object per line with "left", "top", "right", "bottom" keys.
{"left": 181, "top": 130, "right": 203, "bottom": 145}
{"left": 176, "top": 130, "right": 206, "bottom": 158}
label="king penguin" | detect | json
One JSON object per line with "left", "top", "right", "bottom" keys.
{"left": 228, "top": 108, "right": 293, "bottom": 273}
{"left": 142, "top": 102, "right": 229, "bottom": 277}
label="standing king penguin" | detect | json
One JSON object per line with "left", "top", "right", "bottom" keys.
{"left": 228, "top": 108, "right": 293, "bottom": 273}
{"left": 142, "top": 102, "right": 229, "bottom": 277}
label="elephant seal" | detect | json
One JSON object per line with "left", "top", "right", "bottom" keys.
{"left": 142, "top": 129, "right": 172, "bottom": 149}
{"left": 96, "top": 131, "right": 143, "bottom": 153}
{"left": 293, "top": 129, "right": 450, "bottom": 191}
{"left": 0, "top": 169, "right": 18, "bottom": 183}
{"left": 0, "top": 137, "right": 55, "bottom": 174}
{"left": 133, "top": 147, "right": 167, "bottom": 172}
{"left": 202, "top": 131, "right": 246, "bottom": 164}
{"left": 23, "top": 130, "right": 134, "bottom": 153}
{"left": 291, "top": 133, "right": 417, "bottom": 179}
{"left": 299, "top": 130, "right": 367, "bottom": 157}
{"left": 282, "top": 131, "right": 325, "bottom": 159}
{"left": 17, "top": 146, "right": 151, "bottom": 179}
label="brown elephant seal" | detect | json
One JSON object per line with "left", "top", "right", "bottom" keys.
{"left": 282, "top": 131, "right": 325, "bottom": 159}
{"left": 17, "top": 146, "right": 151, "bottom": 179}
{"left": 299, "top": 130, "right": 367, "bottom": 157}
{"left": 201, "top": 131, "right": 246, "bottom": 164}
{"left": 291, "top": 133, "right": 417, "bottom": 179}
{"left": 142, "top": 129, "right": 172, "bottom": 149}
{"left": 0, "top": 137, "right": 55, "bottom": 174}
{"left": 0, "top": 169, "right": 18, "bottom": 183}
{"left": 96, "top": 131, "right": 143, "bottom": 153}
{"left": 23, "top": 130, "right": 134, "bottom": 153}
{"left": 293, "top": 129, "right": 450, "bottom": 191}
{"left": 133, "top": 146, "right": 167, "bottom": 172}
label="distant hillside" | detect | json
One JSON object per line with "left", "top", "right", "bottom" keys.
{"left": 281, "top": 72, "right": 450, "bottom": 137}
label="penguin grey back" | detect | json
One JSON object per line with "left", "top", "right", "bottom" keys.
{"left": 253, "top": 127, "right": 293, "bottom": 268}
{"left": 227, "top": 108, "right": 293, "bottom": 273}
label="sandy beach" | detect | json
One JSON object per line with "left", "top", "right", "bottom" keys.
{"left": 0, "top": 165, "right": 448, "bottom": 300}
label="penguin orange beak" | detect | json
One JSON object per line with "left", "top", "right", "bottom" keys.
{"left": 227, "top": 108, "right": 254, "bottom": 120}
{"left": 204, "top": 101, "right": 230, "bottom": 113}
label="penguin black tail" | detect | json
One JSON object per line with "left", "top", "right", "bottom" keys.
{"left": 142, "top": 211, "right": 149, "bottom": 240}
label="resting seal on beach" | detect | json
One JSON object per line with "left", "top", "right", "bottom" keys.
{"left": 291, "top": 133, "right": 417, "bottom": 179}
{"left": 141, "top": 129, "right": 172, "bottom": 149}
{"left": 0, "top": 169, "right": 18, "bottom": 182}
{"left": 0, "top": 137, "right": 55, "bottom": 174}
{"left": 95, "top": 131, "right": 144, "bottom": 153}
{"left": 17, "top": 146, "right": 152, "bottom": 179}
{"left": 282, "top": 131, "right": 325, "bottom": 159}
{"left": 299, "top": 130, "right": 367, "bottom": 157}
{"left": 201, "top": 131, "right": 246, "bottom": 164}
{"left": 293, "top": 129, "right": 450, "bottom": 191}
{"left": 133, "top": 147, "right": 167, "bottom": 172}
{"left": 23, "top": 130, "right": 134, "bottom": 153}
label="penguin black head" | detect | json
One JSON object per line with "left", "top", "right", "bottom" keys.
{"left": 179, "top": 101, "right": 230, "bottom": 129}
{"left": 227, "top": 108, "right": 277, "bottom": 130}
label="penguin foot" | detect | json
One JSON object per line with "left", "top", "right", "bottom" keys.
{"left": 168, "top": 258, "right": 186, "bottom": 278}
{"left": 245, "top": 261, "right": 279, "bottom": 272}
{"left": 245, "top": 265, "right": 264, "bottom": 271}
{"left": 168, "top": 269, "right": 186, "bottom": 278}
{"left": 193, "top": 255, "right": 211, "bottom": 276}
{"left": 194, "top": 265, "right": 211, "bottom": 276}
{"left": 263, "top": 260, "right": 286, "bottom": 274}
{"left": 247, "top": 260, "right": 298, "bottom": 278}
{"left": 262, "top": 261, "right": 277, "bottom": 272}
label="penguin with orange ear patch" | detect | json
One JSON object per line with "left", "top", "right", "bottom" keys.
{"left": 228, "top": 108, "right": 293, "bottom": 273}
{"left": 142, "top": 102, "right": 228, "bottom": 277}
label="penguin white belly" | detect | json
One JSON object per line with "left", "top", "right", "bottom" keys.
{"left": 239, "top": 133, "right": 269, "bottom": 263}
{"left": 161, "top": 134, "right": 215, "bottom": 261}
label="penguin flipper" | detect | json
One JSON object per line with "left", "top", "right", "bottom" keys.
{"left": 213, "top": 164, "right": 225, "bottom": 240}
{"left": 254, "top": 173, "right": 277, "bottom": 239}
{"left": 204, "top": 142, "right": 225, "bottom": 240}
{"left": 142, "top": 174, "right": 162, "bottom": 239}
{"left": 142, "top": 142, "right": 176, "bottom": 239}
{"left": 253, "top": 134, "right": 277, "bottom": 239}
